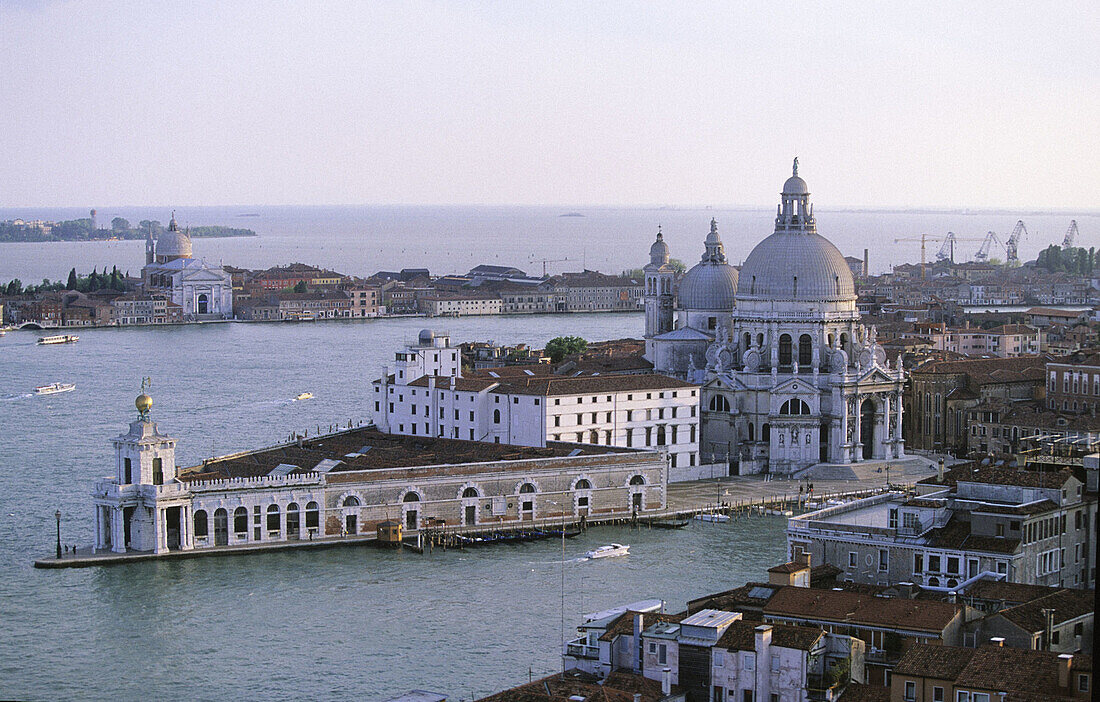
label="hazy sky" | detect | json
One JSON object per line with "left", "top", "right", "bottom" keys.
{"left": 2, "top": 1, "right": 1097, "bottom": 208}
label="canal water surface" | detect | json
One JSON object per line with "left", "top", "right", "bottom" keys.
{"left": 0, "top": 315, "right": 787, "bottom": 700}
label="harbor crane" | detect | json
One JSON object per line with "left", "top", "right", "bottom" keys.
{"left": 893, "top": 233, "right": 937, "bottom": 279}
{"left": 1004, "top": 220, "right": 1028, "bottom": 264}
{"left": 974, "top": 231, "right": 1005, "bottom": 263}
{"left": 1063, "top": 220, "right": 1079, "bottom": 248}
{"left": 934, "top": 232, "right": 989, "bottom": 263}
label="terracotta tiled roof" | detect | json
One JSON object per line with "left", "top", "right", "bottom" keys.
{"left": 716, "top": 620, "right": 823, "bottom": 652}
{"left": 994, "top": 588, "right": 1096, "bottom": 632}
{"left": 835, "top": 681, "right": 891, "bottom": 702}
{"left": 764, "top": 586, "right": 961, "bottom": 634}
{"left": 768, "top": 561, "right": 809, "bottom": 574}
{"left": 918, "top": 464, "right": 1074, "bottom": 490}
{"left": 964, "top": 580, "right": 1064, "bottom": 605}
{"left": 894, "top": 643, "right": 975, "bottom": 679}
{"left": 954, "top": 646, "right": 1090, "bottom": 698}
{"left": 475, "top": 670, "right": 671, "bottom": 702}
{"left": 686, "top": 582, "right": 779, "bottom": 614}
{"left": 407, "top": 375, "right": 499, "bottom": 392}
{"left": 927, "top": 516, "right": 1020, "bottom": 554}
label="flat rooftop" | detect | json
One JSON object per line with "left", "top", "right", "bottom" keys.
{"left": 814, "top": 499, "right": 894, "bottom": 527}
{"left": 180, "top": 427, "right": 637, "bottom": 482}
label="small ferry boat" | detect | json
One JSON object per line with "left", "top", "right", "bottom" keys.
{"left": 35, "top": 382, "right": 76, "bottom": 395}
{"left": 585, "top": 543, "right": 629, "bottom": 559}
{"left": 295, "top": 392, "right": 313, "bottom": 401}
{"left": 37, "top": 334, "right": 79, "bottom": 345}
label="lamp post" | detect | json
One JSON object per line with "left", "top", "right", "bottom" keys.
{"left": 55, "top": 509, "right": 62, "bottom": 559}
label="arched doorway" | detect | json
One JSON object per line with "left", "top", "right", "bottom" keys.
{"left": 342, "top": 495, "right": 360, "bottom": 534}
{"left": 286, "top": 503, "right": 300, "bottom": 540}
{"left": 861, "top": 399, "right": 876, "bottom": 459}
{"left": 403, "top": 492, "right": 421, "bottom": 530}
{"left": 519, "top": 483, "right": 536, "bottom": 520}
{"left": 197, "top": 293, "right": 209, "bottom": 315}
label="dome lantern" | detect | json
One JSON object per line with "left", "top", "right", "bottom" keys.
{"left": 648, "top": 226, "right": 670, "bottom": 266}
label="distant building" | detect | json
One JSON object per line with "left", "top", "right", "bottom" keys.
{"left": 417, "top": 293, "right": 502, "bottom": 317}
{"left": 1047, "top": 350, "right": 1100, "bottom": 413}
{"left": 142, "top": 214, "right": 233, "bottom": 320}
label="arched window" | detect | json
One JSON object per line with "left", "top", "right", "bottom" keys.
{"left": 305, "top": 501, "right": 319, "bottom": 529}
{"left": 234, "top": 506, "right": 248, "bottom": 533}
{"left": 193, "top": 510, "right": 208, "bottom": 538}
{"left": 762, "top": 423, "right": 771, "bottom": 441}
{"left": 779, "top": 334, "right": 792, "bottom": 368}
{"left": 743, "top": 332, "right": 751, "bottom": 350}
{"left": 575, "top": 479, "right": 591, "bottom": 490}
{"left": 519, "top": 483, "right": 536, "bottom": 494}
{"left": 343, "top": 495, "right": 361, "bottom": 507}
{"left": 748, "top": 423, "right": 755, "bottom": 442}
{"left": 629, "top": 475, "right": 646, "bottom": 486}
{"left": 402, "top": 492, "right": 421, "bottom": 502}
{"left": 286, "top": 503, "right": 300, "bottom": 537}
{"left": 780, "top": 399, "right": 811, "bottom": 415}
{"left": 709, "top": 395, "right": 731, "bottom": 412}
{"left": 656, "top": 426, "right": 666, "bottom": 445}
{"left": 152, "top": 457, "right": 163, "bottom": 485}
{"left": 493, "top": 409, "right": 501, "bottom": 423}
{"left": 266, "top": 504, "right": 280, "bottom": 531}
{"left": 590, "top": 429, "right": 599, "bottom": 444}
{"left": 462, "top": 487, "right": 479, "bottom": 498}
{"left": 799, "top": 334, "right": 812, "bottom": 368}
{"left": 828, "top": 333, "right": 835, "bottom": 347}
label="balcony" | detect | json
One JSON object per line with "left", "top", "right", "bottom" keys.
{"left": 564, "top": 637, "right": 599, "bottom": 660}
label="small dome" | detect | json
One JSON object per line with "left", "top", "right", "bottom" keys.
{"left": 418, "top": 329, "right": 435, "bottom": 345}
{"left": 737, "top": 230, "right": 855, "bottom": 302}
{"left": 678, "top": 262, "right": 739, "bottom": 312}
{"left": 135, "top": 393, "right": 153, "bottom": 414}
{"left": 649, "top": 230, "right": 670, "bottom": 265}
{"left": 782, "top": 175, "right": 809, "bottom": 195}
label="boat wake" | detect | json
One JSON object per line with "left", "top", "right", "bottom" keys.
{"left": 0, "top": 393, "right": 34, "bottom": 401}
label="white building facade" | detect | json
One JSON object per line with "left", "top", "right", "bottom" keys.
{"left": 142, "top": 214, "right": 233, "bottom": 320}
{"left": 372, "top": 330, "right": 703, "bottom": 479}
{"left": 642, "top": 162, "right": 906, "bottom": 475}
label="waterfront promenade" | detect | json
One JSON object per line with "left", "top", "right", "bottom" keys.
{"left": 34, "top": 455, "right": 942, "bottom": 568}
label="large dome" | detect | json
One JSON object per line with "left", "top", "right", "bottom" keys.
{"left": 156, "top": 213, "right": 192, "bottom": 260}
{"left": 736, "top": 230, "right": 855, "bottom": 302}
{"left": 678, "top": 262, "right": 738, "bottom": 311}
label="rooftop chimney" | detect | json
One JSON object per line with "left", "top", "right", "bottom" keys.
{"left": 634, "top": 694, "right": 642, "bottom": 702}
{"left": 633, "top": 613, "right": 644, "bottom": 673}
{"left": 990, "top": 637, "right": 1005, "bottom": 647}
{"left": 937, "top": 457, "right": 945, "bottom": 482}
{"left": 661, "top": 668, "right": 671, "bottom": 696}
{"left": 1057, "top": 653, "right": 1073, "bottom": 688}
{"left": 796, "top": 550, "right": 812, "bottom": 568}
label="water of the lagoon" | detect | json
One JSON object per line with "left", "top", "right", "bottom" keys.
{"left": 0, "top": 315, "right": 789, "bottom": 701}
{"left": 1, "top": 205, "right": 1097, "bottom": 284}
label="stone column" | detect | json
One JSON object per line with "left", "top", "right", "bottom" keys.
{"left": 853, "top": 396, "right": 863, "bottom": 463}
{"left": 156, "top": 507, "right": 168, "bottom": 553}
{"left": 94, "top": 506, "right": 103, "bottom": 551}
{"left": 895, "top": 390, "right": 906, "bottom": 458}
{"left": 112, "top": 507, "right": 126, "bottom": 553}
{"left": 182, "top": 504, "right": 193, "bottom": 550}
{"left": 881, "top": 394, "right": 891, "bottom": 461}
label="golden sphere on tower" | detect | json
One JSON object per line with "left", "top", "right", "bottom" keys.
{"left": 135, "top": 393, "right": 153, "bottom": 414}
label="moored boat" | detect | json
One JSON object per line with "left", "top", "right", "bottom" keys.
{"left": 35, "top": 382, "right": 76, "bottom": 395}
{"left": 37, "top": 334, "right": 79, "bottom": 345}
{"left": 585, "top": 543, "right": 629, "bottom": 559}
{"left": 295, "top": 392, "right": 313, "bottom": 401}
{"left": 695, "top": 513, "right": 730, "bottom": 523}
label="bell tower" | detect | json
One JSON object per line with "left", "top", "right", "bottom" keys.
{"left": 643, "top": 227, "right": 676, "bottom": 359}
{"left": 113, "top": 389, "right": 176, "bottom": 487}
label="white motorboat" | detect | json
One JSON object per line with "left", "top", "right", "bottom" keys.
{"left": 585, "top": 543, "right": 629, "bottom": 559}
{"left": 695, "top": 513, "right": 730, "bottom": 523}
{"left": 35, "top": 382, "right": 75, "bottom": 395}
{"left": 295, "top": 392, "right": 313, "bottom": 401}
{"left": 37, "top": 334, "right": 79, "bottom": 345}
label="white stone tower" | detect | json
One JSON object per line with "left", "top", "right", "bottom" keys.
{"left": 643, "top": 227, "right": 676, "bottom": 361}
{"left": 94, "top": 389, "right": 193, "bottom": 554}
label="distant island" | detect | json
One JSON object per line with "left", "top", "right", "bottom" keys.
{"left": 559, "top": 212, "right": 585, "bottom": 217}
{"left": 0, "top": 216, "right": 256, "bottom": 243}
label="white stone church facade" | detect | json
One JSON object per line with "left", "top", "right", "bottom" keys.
{"left": 643, "top": 162, "right": 905, "bottom": 475}
{"left": 141, "top": 214, "right": 233, "bottom": 320}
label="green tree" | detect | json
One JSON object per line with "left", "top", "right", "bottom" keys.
{"left": 111, "top": 217, "right": 130, "bottom": 232}
{"left": 545, "top": 335, "right": 588, "bottom": 363}
{"left": 293, "top": 280, "right": 308, "bottom": 293}
{"left": 66, "top": 268, "right": 78, "bottom": 290}
{"left": 669, "top": 258, "right": 688, "bottom": 273}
